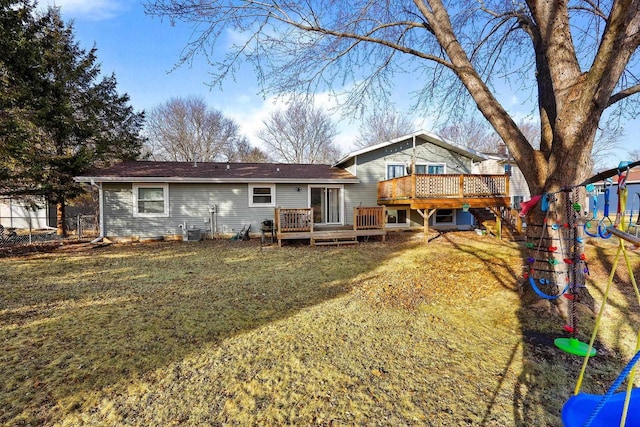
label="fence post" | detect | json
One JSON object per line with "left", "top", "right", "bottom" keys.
{"left": 28, "top": 215, "right": 32, "bottom": 244}
{"left": 77, "top": 214, "right": 81, "bottom": 241}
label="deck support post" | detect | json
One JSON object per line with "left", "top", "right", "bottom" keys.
{"left": 488, "top": 207, "right": 502, "bottom": 240}
{"left": 417, "top": 208, "right": 437, "bottom": 243}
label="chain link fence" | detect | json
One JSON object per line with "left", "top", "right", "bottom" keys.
{"left": 0, "top": 214, "right": 98, "bottom": 248}
{"left": 67, "top": 214, "right": 99, "bottom": 240}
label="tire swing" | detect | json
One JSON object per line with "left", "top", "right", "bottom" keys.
{"left": 562, "top": 222, "right": 640, "bottom": 426}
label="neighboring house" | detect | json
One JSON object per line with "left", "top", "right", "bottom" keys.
{"left": 75, "top": 130, "right": 512, "bottom": 241}
{"left": 0, "top": 196, "right": 55, "bottom": 230}
{"left": 589, "top": 169, "right": 640, "bottom": 224}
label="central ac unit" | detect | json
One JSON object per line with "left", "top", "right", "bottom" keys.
{"left": 184, "top": 228, "right": 202, "bottom": 242}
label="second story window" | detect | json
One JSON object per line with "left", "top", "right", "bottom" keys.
{"left": 386, "top": 163, "right": 406, "bottom": 179}
{"left": 415, "top": 163, "right": 445, "bottom": 174}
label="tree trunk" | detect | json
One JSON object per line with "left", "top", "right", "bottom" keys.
{"left": 520, "top": 127, "right": 596, "bottom": 324}
{"left": 56, "top": 199, "right": 67, "bottom": 237}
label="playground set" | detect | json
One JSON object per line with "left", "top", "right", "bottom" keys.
{"left": 519, "top": 161, "right": 640, "bottom": 427}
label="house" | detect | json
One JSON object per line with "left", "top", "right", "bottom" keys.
{"left": 75, "top": 131, "right": 513, "bottom": 243}
{"left": 333, "top": 131, "right": 512, "bottom": 235}
{"left": 0, "top": 196, "right": 55, "bottom": 230}
{"left": 589, "top": 169, "right": 640, "bottom": 228}
{"left": 75, "top": 162, "right": 361, "bottom": 241}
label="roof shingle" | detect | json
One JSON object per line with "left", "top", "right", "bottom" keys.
{"left": 77, "top": 161, "right": 357, "bottom": 182}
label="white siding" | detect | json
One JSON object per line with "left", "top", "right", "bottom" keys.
{"left": 0, "top": 197, "right": 51, "bottom": 229}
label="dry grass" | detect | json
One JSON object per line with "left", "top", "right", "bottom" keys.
{"left": 1, "top": 231, "right": 639, "bottom": 426}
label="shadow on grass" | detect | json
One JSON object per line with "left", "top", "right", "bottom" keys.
{"left": 438, "top": 233, "right": 633, "bottom": 426}
{"left": 0, "top": 237, "right": 411, "bottom": 425}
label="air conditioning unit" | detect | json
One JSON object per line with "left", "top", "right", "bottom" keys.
{"left": 184, "top": 228, "right": 202, "bottom": 242}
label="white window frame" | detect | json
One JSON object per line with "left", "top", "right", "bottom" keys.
{"left": 308, "top": 184, "right": 344, "bottom": 225}
{"left": 248, "top": 183, "right": 276, "bottom": 207}
{"left": 133, "top": 183, "right": 169, "bottom": 218}
{"left": 414, "top": 163, "right": 446, "bottom": 174}
{"left": 385, "top": 162, "right": 408, "bottom": 180}
{"left": 385, "top": 208, "right": 410, "bottom": 227}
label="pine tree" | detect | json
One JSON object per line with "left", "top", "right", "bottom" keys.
{"left": 0, "top": 2, "right": 145, "bottom": 235}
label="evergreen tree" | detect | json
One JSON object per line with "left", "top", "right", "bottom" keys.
{"left": 0, "top": 2, "right": 145, "bottom": 235}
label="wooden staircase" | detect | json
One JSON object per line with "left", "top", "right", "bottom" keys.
{"left": 469, "top": 208, "right": 524, "bottom": 241}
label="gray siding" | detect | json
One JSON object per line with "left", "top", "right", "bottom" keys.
{"left": 103, "top": 183, "right": 134, "bottom": 237}
{"left": 103, "top": 182, "right": 345, "bottom": 238}
{"left": 347, "top": 137, "right": 476, "bottom": 228}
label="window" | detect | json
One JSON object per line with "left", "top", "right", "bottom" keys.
{"left": 415, "top": 163, "right": 446, "bottom": 174}
{"left": 512, "top": 195, "right": 525, "bottom": 210}
{"left": 249, "top": 184, "right": 276, "bottom": 207}
{"left": 504, "top": 164, "right": 512, "bottom": 175}
{"left": 386, "top": 163, "right": 407, "bottom": 179}
{"left": 386, "top": 208, "right": 408, "bottom": 226}
{"left": 133, "top": 184, "right": 169, "bottom": 217}
{"left": 434, "top": 209, "right": 455, "bottom": 225}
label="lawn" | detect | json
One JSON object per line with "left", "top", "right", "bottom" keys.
{"left": 1, "top": 232, "right": 639, "bottom": 426}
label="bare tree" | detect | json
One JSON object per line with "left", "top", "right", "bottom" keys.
{"left": 224, "top": 136, "right": 270, "bottom": 162}
{"left": 145, "top": 95, "right": 250, "bottom": 162}
{"left": 354, "top": 108, "right": 415, "bottom": 148}
{"left": 591, "top": 125, "right": 624, "bottom": 170}
{"left": 145, "top": 1, "right": 639, "bottom": 194}
{"left": 437, "top": 117, "right": 502, "bottom": 153}
{"left": 257, "top": 99, "right": 341, "bottom": 164}
{"left": 439, "top": 118, "right": 542, "bottom": 155}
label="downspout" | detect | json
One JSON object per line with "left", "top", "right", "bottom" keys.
{"left": 90, "top": 180, "right": 104, "bottom": 243}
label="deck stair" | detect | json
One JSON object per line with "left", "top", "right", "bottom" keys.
{"left": 470, "top": 208, "right": 524, "bottom": 241}
{"left": 311, "top": 229, "right": 362, "bottom": 246}
{"left": 312, "top": 236, "right": 359, "bottom": 246}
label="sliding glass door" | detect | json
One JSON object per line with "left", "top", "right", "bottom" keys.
{"left": 310, "top": 186, "right": 342, "bottom": 224}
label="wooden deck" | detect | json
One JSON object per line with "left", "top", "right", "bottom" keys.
{"left": 275, "top": 207, "right": 386, "bottom": 246}
{"left": 377, "top": 174, "right": 511, "bottom": 209}
{"left": 378, "top": 174, "right": 512, "bottom": 241}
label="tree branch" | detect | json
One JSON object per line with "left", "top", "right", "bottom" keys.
{"left": 608, "top": 83, "right": 640, "bottom": 107}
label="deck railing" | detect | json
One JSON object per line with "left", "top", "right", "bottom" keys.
{"left": 275, "top": 206, "right": 386, "bottom": 232}
{"left": 275, "top": 208, "right": 313, "bottom": 232}
{"left": 378, "top": 174, "right": 509, "bottom": 200}
{"left": 354, "top": 206, "right": 385, "bottom": 230}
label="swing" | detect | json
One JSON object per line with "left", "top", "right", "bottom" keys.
{"left": 627, "top": 193, "right": 640, "bottom": 237}
{"left": 562, "top": 225, "right": 640, "bottom": 427}
{"left": 584, "top": 195, "right": 598, "bottom": 237}
{"left": 598, "top": 180, "right": 614, "bottom": 239}
{"left": 562, "top": 352, "right": 640, "bottom": 427}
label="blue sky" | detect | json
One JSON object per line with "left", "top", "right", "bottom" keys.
{"left": 44, "top": 0, "right": 640, "bottom": 166}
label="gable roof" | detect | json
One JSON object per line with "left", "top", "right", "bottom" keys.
{"left": 75, "top": 161, "right": 359, "bottom": 184}
{"left": 334, "top": 130, "right": 487, "bottom": 166}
